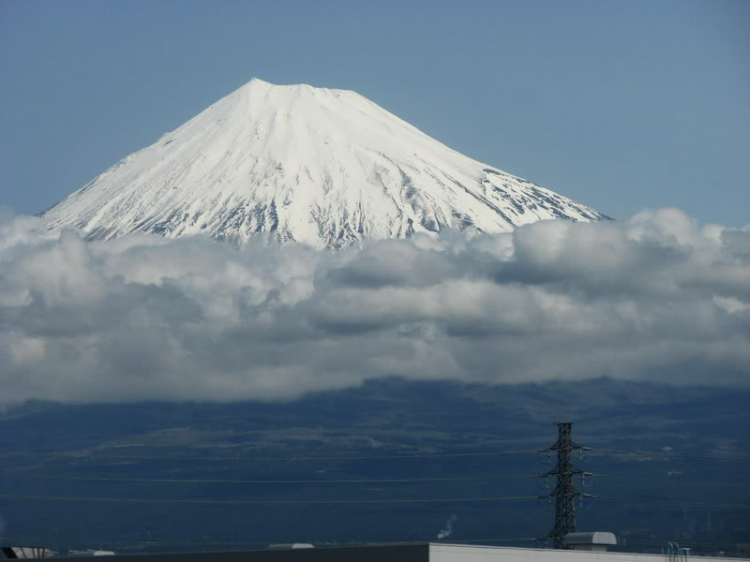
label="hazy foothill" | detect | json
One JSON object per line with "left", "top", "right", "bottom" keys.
{"left": 0, "top": 1, "right": 748, "bottom": 558}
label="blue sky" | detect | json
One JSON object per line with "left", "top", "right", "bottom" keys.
{"left": 1, "top": 0, "right": 748, "bottom": 225}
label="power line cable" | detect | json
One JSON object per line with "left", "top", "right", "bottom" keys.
{"left": 0, "top": 472, "right": 535, "bottom": 485}
{"left": 9, "top": 446, "right": 744, "bottom": 464}
{"left": 0, "top": 492, "right": 540, "bottom": 505}
{"left": 0, "top": 449, "right": 539, "bottom": 462}
{"left": 3, "top": 480, "right": 743, "bottom": 508}
{"left": 595, "top": 473, "right": 750, "bottom": 489}
{"left": 590, "top": 448, "right": 750, "bottom": 464}
{"left": 595, "top": 496, "right": 750, "bottom": 510}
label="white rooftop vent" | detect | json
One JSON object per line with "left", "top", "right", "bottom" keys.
{"left": 563, "top": 532, "right": 617, "bottom": 552}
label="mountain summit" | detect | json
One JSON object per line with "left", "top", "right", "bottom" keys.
{"left": 42, "top": 79, "right": 607, "bottom": 248}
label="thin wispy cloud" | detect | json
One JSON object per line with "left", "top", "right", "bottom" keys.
{"left": 1, "top": 208, "right": 748, "bottom": 404}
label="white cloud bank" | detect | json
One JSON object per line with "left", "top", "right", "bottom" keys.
{"left": 0, "top": 208, "right": 748, "bottom": 403}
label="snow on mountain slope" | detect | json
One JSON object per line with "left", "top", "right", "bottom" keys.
{"left": 42, "top": 79, "right": 608, "bottom": 248}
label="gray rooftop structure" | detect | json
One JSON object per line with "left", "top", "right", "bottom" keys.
{"left": 43, "top": 543, "right": 750, "bottom": 562}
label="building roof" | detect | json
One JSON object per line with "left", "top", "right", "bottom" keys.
{"left": 46, "top": 543, "right": 750, "bottom": 562}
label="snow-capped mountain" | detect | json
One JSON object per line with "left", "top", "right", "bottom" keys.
{"left": 42, "top": 78, "right": 607, "bottom": 248}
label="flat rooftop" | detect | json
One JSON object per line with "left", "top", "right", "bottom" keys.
{"left": 50, "top": 543, "right": 750, "bottom": 562}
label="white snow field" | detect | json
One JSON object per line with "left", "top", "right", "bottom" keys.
{"left": 42, "top": 79, "right": 608, "bottom": 248}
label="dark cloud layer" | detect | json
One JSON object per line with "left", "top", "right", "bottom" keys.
{"left": 1, "top": 208, "right": 748, "bottom": 403}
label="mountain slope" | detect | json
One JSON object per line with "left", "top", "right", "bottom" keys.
{"left": 42, "top": 79, "right": 608, "bottom": 248}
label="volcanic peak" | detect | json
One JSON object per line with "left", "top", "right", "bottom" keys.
{"left": 42, "top": 78, "right": 608, "bottom": 248}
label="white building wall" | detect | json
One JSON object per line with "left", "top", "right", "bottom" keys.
{"left": 430, "top": 544, "right": 749, "bottom": 562}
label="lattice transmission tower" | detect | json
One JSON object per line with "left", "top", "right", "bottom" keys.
{"left": 538, "top": 422, "right": 592, "bottom": 549}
